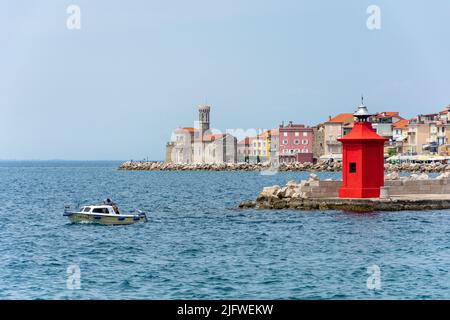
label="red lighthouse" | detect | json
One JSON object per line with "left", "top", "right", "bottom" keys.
{"left": 338, "top": 99, "right": 387, "bottom": 198}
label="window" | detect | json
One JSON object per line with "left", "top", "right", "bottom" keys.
{"left": 93, "top": 208, "right": 109, "bottom": 214}
{"left": 283, "top": 140, "right": 288, "bottom": 145}
{"left": 294, "top": 139, "right": 300, "bottom": 145}
{"left": 349, "top": 162, "right": 357, "bottom": 173}
{"left": 283, "top": 132, "right": 288, "bottom": 137}
{"left": 295, "top": 132, "right": 299, "bottom": 137}
{"left": 302, "top": 139, "right": 308, "bottom": 145}
{"left": 303, "top": 132, "right": 308, "bottom": 137}
{"left": 83, "top": 207, "right": 91, "bottom": 212}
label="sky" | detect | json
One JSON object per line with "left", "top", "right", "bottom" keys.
{"left": 1, "top": 0, "right": 450, "bottom": 160}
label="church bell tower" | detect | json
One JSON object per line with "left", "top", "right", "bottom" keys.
{"left": 198, "top": 104, "right": 210, "bottom": 136}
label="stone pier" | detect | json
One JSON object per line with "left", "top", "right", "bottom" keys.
{"left": 238, "top": 173, "right": 450, "bottom": 212}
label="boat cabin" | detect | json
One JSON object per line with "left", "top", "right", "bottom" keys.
{"left": 80, "top": 205, "right": 120, "bottom": 215}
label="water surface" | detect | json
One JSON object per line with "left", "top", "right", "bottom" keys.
{"left": 0, "top": 161, "right": 449, "bottom": 299}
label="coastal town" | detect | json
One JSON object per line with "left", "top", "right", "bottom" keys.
{"left": 162, "top": 99, "right": 450, "bottom": 166}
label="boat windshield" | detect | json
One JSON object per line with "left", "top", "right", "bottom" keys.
{"left": 92, "top": 208, "right": 110, "bottom": 214}
{"left": 83, "top": 207, "right": 91, "bottom": 212}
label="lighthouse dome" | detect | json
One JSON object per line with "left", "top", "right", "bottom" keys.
{"left": 354, "top": 104, "right": 371, "bottom": 117}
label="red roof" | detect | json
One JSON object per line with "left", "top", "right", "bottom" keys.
{"left": 238, "top": 137, "right": 251, "bottom": 145}
{"left": 327, "top": 113, "right": 354, "bottom": 123}
{"left": 194, "top": 134, "right": 225, "bottom": 142}
{"left": 175, "top": 127, "right": 197, "bottom": 133}
{"left": 393, "top": 119, "right": 409, "bottom": 129}
{"left": 374, "top": 112, "right": 402, "bottom": 119}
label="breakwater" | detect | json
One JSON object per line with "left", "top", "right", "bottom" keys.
{"left": 119, "top": 160, "right": 450, "bottom": 173}
{"left": 238, "top": 172, "right": 450, "bottom": 211}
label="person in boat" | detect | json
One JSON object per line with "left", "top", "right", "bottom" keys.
{"left": 112, "top": 205, "right": 120, "bottom": 215}
{"left": 103, "top": 198, "right": 120, "bottom": 214}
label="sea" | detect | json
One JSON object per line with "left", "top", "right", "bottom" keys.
{"left": 1, "top": 160, "right": 450, "bottom": 299}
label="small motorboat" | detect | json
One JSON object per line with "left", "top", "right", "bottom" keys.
{"left": 63, "top": 199, "right": 148, "bottom": 225}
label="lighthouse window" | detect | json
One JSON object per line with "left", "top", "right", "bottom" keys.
{"left": 349, "top": 162, "right": 357, "bottom": 173}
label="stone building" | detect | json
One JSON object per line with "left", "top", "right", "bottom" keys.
{"left": 166, "top": 105, "right": 237, "bottom": 164}
{"left": 193, "top": 133, "right": 237, "bottom": 164}
{"left": 165, "top": 142, "right": 175, "bottom": 163}
{"left": 312, "top": 124, "right": 324, "bottom": 163}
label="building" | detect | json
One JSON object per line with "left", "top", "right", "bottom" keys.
{"left": 237, "top": 129, "right": 278, "bottom": 164}
{"left": 166, "top": 105, "right": 237, "bottom": 164}
{"left": 402, "top": 113, "right": 439, "bottom": 155}
{"left": 165, "top": 142, "right": 175, "bottom": 163}
{"left": 193, "top": 133, "right": 237, "bottom": 164}
{"left": 323, "top": 113, "right": 355, "bottom": 157}
{"left": 249, "top": 133, "right": 266, "bottom": 163}
{"left": 278, "top": 122, "right": 313, "bottom": 163}
{"left": 371, "top": 112, "right": 404, "bottom": 141}
{"left": 268, "top": 128, "right": 279, "bottom": 165}
{"left": 392, "top": 119, "right": 409, "bottom": 154}
{"left": 171, "top": 127, "right": 196, "bottom": 163}
{"left": 312, "top": 124, "right": 325, "bottom": 162}
{"left": 404, "top": 121, "right": 432, "bottom": 155}
{"left": 237, "top": 137, "right": 251, "bottom": 163}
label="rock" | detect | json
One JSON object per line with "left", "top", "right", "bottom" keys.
{"left": 418, "top": 173, "right": 429, "bottom": 180}
{"left": 119, "top": 160, "right": 450, "bottom": 173}
{"left": 284, "top": 188, "right": 296, "bottom": 198}
{"left": 386, "top": 171, "right": 400, "bottom": 180}
{"left": 238, "top": 201, "right": 256, "bottom": 208}
{"left": 259, "top": 185, "right": 280, "bottom": 198}
{"left": 300, "top": 180, "right": 310, "bottom": 187}
{"left": 286, "top": 179, "right": 298, "bottom": 187}
{"left": 437, "top": 172, "right": 450, "bottom": 180}
{"left": 276, "top": 187, "right": 286, "bottom": 198}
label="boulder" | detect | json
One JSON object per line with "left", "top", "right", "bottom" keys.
{"left": 286, "top": 179, "right": 298, "bottom": 188}
{"left": 386, "top": 171, "right": 400, "bottom": 180}
{"left": 437, "top": 172, "right": 450, "bottom": 180}
{"left": 417, "top": 173, "right": 429, "bottom": 180}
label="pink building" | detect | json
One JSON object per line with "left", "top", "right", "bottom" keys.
{"left": 279, "top": 122, "right": 314, "bottom": 163}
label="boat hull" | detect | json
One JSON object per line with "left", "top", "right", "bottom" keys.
{"left": 66, "top": 212, "right": 147, "bottom": 225}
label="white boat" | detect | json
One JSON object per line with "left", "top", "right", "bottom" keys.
{"left": 63, "top": 200, "right": 148, "bottom": 225}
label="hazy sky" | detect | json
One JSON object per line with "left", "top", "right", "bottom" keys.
{"left": 1, "top": 0, "right": 450, "bottom": 160}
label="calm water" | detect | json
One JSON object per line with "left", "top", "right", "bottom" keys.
{"left": 1, "top": 161, "right": 450, "bottom": 299}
